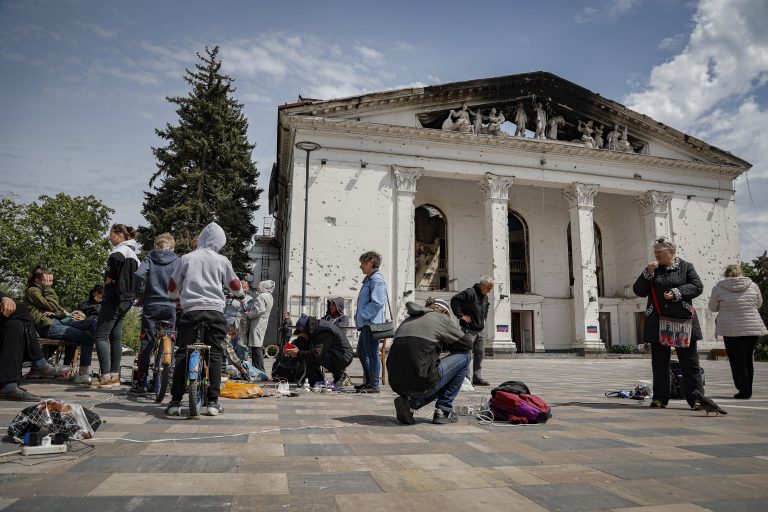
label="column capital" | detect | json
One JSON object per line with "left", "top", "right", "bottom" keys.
{"left": 564, "top": 182, "right": 599, "bottom": 209}
{"left": 637, "top": 190, "right": 673, "bottom": 216}
{"left": 480, "top": 172, "right": 514, "bottom": 201}
{"left": 392, "top": 165, "right": 423, "bottom": 194}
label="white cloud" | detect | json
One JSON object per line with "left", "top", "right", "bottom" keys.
{"left": 658, "top": 33, "right": 685, "bottom": 52}
{"left": 575, "top": 0, "right": 640, "bottom": 24}
{"left": 74, "top": 21, "right": 117, "bottom": 39}
{"left": 356, "top": 45, "right": 383, "bottom": 61}
{"left": 624, "top": 0, "right": 768, "bottom": 260}
{"left": 241, "top": 91, "right": 272, "bottom": 104}
{"left": 394, "top": 41, "right": 417, "bottom": 54}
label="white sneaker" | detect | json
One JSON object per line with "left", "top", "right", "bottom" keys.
{"left": 165, "top": 401, "right": 182, "bottom": 417}
{"left": 204, "top": 402, "right": 223, "bottom": 416}
{"left": 74, "top": 373, "right": 92, "bottom": 385}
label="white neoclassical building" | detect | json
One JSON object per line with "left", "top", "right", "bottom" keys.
{"left": 267, "top": 72, "right": 749, "bottom": 354}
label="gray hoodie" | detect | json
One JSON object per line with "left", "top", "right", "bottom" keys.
{"left": 168, "top": 223, "right": 243, "bottom": 313}
{"left": 709, "top": 277, "right": 767, "bottom": 337}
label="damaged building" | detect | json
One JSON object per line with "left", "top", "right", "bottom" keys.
{"left": 267, "top": 71, "right": 748, "bottom": 354}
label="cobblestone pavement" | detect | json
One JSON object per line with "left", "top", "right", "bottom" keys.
{"left": 1, "top": 357, "right": 766, "bottom": 511}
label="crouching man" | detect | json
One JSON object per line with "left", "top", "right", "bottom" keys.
{"left": 284, "top": 314, "right": 353, "bottom": 387}
{"left": 386, "top": 298, "right": 473, "bottom": 425}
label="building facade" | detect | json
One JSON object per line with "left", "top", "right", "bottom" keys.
{"left": 269, "top": 72, "right": 749, "bottom": 354}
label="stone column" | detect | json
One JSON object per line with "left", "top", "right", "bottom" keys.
{"left": 392, "top": 165, "right": 423, "bottom": 323}
{"left": 480, "top": 173, "right": 515, "bottom": 351}
{"left": 638, "top": 191, "right": 673, "bottom": 259}
{"left": 564, "top": 182, "right": 603, "bottom": 353}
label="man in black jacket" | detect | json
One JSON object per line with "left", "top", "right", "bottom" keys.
{"left": 284, "top": 314, "right": 353, "bottom": 387}
{"left": 450, "top": 276, "right": 493, "bottom": 386}
{"left": 386, "top": 299, "right": 473, "bottom": 425}
{"left": 0, "top": 291, "right": 49, "bottom": 401}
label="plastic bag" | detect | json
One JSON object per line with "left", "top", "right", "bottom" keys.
{"left": 460, "top": 377, "right": 475, "bottom": 392}
{"left": 219, "top": 380, "right": 264, "bottom": 399}
{"left": 7, "top": 399, "right": 99, "bottom": 440}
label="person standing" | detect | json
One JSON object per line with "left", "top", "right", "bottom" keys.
{"left": 280, "top": 312, "right": 292, "bottom": 347}
{"left": 709, "top": 264, "right": 767, "bottom": 399}
{"left": 246, "top": 280, "right": 274, "bottom": 372}
{"left": 354, "top": 251, "right": 388, "bottom": 393}
{"left": 131, "top": 233, "right": 180, "bottom": 395}
{"left": 91, "top": 224, "right": 139, "bottom": 388}
{"left": 450, "top": 276, "right": 493, "bottom": 386}
{"left": 633, "top": 237, "right": 704, "bottom": 409}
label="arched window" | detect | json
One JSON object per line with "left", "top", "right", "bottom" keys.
{"left": 415, "top": 205, "right": 448, "bottom": 291}
{"left": 508, "top": 211, "right": 530, "bottom": 293}
{"left": 567, "top": 222, "right": 605, "bottom": 297}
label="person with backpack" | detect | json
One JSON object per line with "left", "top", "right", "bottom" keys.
{"left": 386, "top": 298, "right": 472, "bottom": 425}
{"left": 450, "top": 276, "right": 493, "bottom": 386}
{"left": 709, "top": 264, "right": 767, "bottom": 399}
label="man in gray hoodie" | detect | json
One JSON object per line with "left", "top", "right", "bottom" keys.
{"left": 165, "top": 223, "right": 244, "bottom": 418}
{"left": 131, "top": 232, "right": 180, "bottom": 395}
{"left": 386, "top": 298, "right": 473, "bottom": 425}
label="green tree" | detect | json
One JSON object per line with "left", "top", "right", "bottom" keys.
{"left": 0, "top": 193, "right": 113, "bottom": 306}
{"left": 139, "top": 46, "right": 261, "bottom": 273}
{"left": 742, "top": 251, "right": 768, "bottom": 325}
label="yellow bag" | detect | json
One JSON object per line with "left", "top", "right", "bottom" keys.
{"left": 219, "top": 380, "right": 264, "bottom": 399}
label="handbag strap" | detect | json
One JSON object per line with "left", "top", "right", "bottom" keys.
{"left": 649, "top": 276, "right": 695, "bottom": 318}
{"left": 384, "top": 290, "right": 393, "bottom": 322}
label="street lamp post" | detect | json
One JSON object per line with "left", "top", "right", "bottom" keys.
{"left": 294, "top": 141, "right": 321, "bottom": 312}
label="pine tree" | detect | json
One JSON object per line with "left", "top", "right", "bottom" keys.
{"left": 139, "top": 46, "right": 260, "bottom": 273}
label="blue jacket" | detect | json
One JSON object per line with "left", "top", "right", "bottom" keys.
{"left": 135, "top": 249, "right": 180, "bottom": 307}
{"left": 355, "top": 270, "right": 388, "bottom": 330}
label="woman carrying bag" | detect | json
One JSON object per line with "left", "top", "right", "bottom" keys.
{"left": 354, "top": 250, "right": 390, "bottom": 393}
{"left": 633, "top": 237, "right": 705, "bottom": 409}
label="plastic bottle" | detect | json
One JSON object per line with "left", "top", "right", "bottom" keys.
{"left": 302, "top": 378, "right": 310, "bottom": 391}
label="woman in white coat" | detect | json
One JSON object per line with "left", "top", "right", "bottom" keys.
{"left": 247, "top": 280, "right": 274, "bottom": 372}
{"left": 709, "top": 264, "right": 767, "bottom": 399}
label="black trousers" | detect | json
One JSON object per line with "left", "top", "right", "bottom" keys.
{"left": 651, "top": 340, "right": 704, "bottom": 407}
{"left": 170, "top": 310, "right": 226, "bottom": 402}
{"left": 0, "top": 317, "right": 25, "bottom": 386}
{"left": 250, "top": 346, "right": 265, "bottom": 373}
{"left": 724, "top": 336, "right": 758, "bottom": 397}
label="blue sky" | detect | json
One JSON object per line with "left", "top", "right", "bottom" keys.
{"left": 1, "top": 0, "right": 767, "bottom": 260}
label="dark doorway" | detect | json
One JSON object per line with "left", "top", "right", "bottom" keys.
{"left": 415, "top": 205, "right": 448, "bottom": 291}
{"left": 508, "top": 211, "right": 530, "bottom": 293}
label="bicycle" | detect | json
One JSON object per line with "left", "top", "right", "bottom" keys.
{"left": 186, "top": 321, "right": 211, "bottom": 419}
{"left": 145, "top": 320, "right": 175, "bottom": 403}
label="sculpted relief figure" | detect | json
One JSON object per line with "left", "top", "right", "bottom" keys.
{"left": 577, "top": 120, "right": 595, "bottom": 146}
{"left": 606, "top": 123, "right": 620, "bottom": 150}
{"left": 616, "top": 125, "right": 634, "bottom": 153}
{"left": 442, "top": 105, "right": 474, "bottom": 133}
{"left": 593, "top": 124, "right": 605, "bottom": 149}
{"left": 470, "top": 108, "right": 486, "bottom": 135}
{"left": 547, "top": 115, "right": 565, "bottom": 140}
{"left": 513, "top": 103, "right": 527, "bottom": 137}
{"left": 534, "top": 103, "right": 547, "bottom": 139}
{"left": 486, "top": 107, "right": 506, "bottom": 136}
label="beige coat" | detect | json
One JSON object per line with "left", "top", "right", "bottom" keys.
{"left": 709, "top": 277, "right": 767, "bottom": 337}
{"left": 247, "top": 280, "right": 274, "bottom": 347}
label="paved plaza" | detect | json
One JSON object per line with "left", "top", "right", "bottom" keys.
{"left": 1, "top": 357, "right": 767, "bottom": 512}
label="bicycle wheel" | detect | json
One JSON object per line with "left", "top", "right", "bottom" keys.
{"left": 153, "top": 336, "right": 172, "bottom": 403}
{"left": 188, "top": 376, "right": 205, "bottom": 418}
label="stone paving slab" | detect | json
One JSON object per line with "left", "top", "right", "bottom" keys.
{"left": 0, "top": 357, "right": 766, "bottom": 511}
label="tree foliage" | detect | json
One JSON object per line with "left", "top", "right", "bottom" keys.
{"left": 741, "top": 251, "right": 768, "bottom": 325}
{"left": 139, "top": 46, "right": 261, "bottom": 273}
{"left": 0, "top": 193, "right": 113, "bottom": 307}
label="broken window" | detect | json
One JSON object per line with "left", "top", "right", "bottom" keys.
{"left": 567, "top": 222, "right": 605, "bottom": 297}
{"left": 415, "top": 205, "right": 448, "bottom": 291}
{"left": 508, "top": 211, "right": 530, "bottom": 293}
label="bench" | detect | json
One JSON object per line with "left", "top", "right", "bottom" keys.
{"left": 710, "top": 348, "right": 728, "bottom": 360}
{"left": 38, "top": 338, "right": 80, "bottom": 378}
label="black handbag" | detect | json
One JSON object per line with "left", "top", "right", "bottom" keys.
{"left": 369, "top": 295, "right": 395, "bottom": 341}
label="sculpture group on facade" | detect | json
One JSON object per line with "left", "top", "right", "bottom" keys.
{"left": 439, "top": 101, "right": 638, "bottom": 153}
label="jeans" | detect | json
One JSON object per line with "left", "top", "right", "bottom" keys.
{"left": 651, "top": 340, "right": 704, "bottom": 407}
{"left": 462, "top": 327, "right": 485, "bottom": 380}
{"left": 357, "top": 326, "right": 380, "bottom": 388}
{"left": 409, "top": 352, "right": 470, "bottom": 413}
{"left": 137, "top": 303, "right": 176, "bottom": 384}
{"left": 724, "top": 336, "right": 758, "bottom": 397}
{"left": 170, "top": 310, "right": 225, "bottom": 402}
{"left": 94, "top": 300, "right": 132, "bottom": 375}
{"left": 45, "top": 318, "right": 95, "bottom": 367}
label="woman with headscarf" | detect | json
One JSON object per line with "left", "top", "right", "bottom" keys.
{"left": 633, "top": 237, "right": 705, "bottom": 409}
{"left": 246, "top": 280, "right": 274, "bottom": 372}
{"left": 709, "top": 264, "right": 767, "bottom": 399}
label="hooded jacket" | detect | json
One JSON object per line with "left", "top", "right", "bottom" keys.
{"left": 135, "top": 249, "right": 180, "bottom": 306}
{"left": 709, "top": 277, "right": 767, "bottom": 337}
{"left": 295, "top": 316, "right": 353, "bottom": 369}
{"left": 322, "top": 297, "right": 349, "bottom": 328}
{"left": 386, "top": 302, "right": 473, "bottom": 396}
{"left": 168, "top": 223, "right": 243, "bottom": 313}
{"left": 104, "top": 240, "right": 140, "bottom": 304}
{"left": 23, "top": 284, "right": 67, "bottom": 331}
{"left": 247, "top": 280, "right": 274, "bottom": 347}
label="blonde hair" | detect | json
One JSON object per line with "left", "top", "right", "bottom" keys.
{"left": 154, "top": 232, "right": 175, "bottom": 250}
{"left": 724, "top": 264, "right": 743, "bottom": 278}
